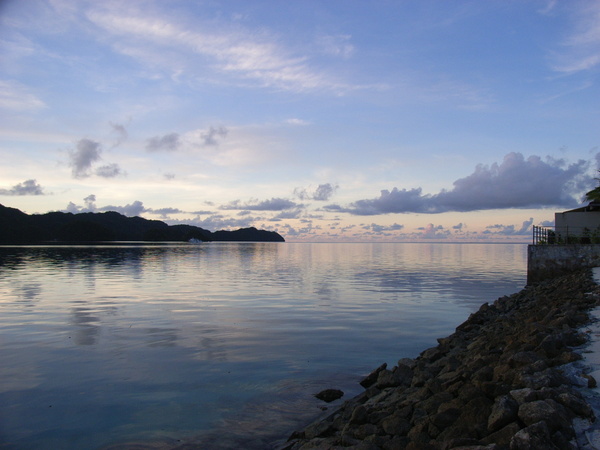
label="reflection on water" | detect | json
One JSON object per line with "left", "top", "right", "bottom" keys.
{"left": 0, "top": 243, "right": 526, "bottom": 449}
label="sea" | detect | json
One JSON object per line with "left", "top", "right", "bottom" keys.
{"left": 0, "top": 242, "right": 527, "bottom": 449}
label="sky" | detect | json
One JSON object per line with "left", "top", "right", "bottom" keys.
{"left": 0, "top": 0, "right": 599, "bottom": 242}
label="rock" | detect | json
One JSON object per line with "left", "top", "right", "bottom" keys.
{"left": 360, "top": 363, "right": 387, "bottom": 388}
{"left": 381, "top": 415, "right": 411, "bottom": 436}
{"left": 517, "top": 400, "right": 571, "bottom": 433}
{"left": 509, "top": 388, "right": 537, "bottom": 405}
{"left": 509, "top": 421, "right": 560, "bottom": 450}
{"left": 314, "top": 388, "right": 344, "bottom": 403}
{"left": 349, "top": 405, "right": 369, "bottom": 425}
{"left": 556, "top": 392, "right": 594, "bottom": 418}
{"left": 488, "top": 395, "right": 519, "bottom": 433}
{"left": 482, "top": 422, "right": 522, "bottom": 446}
{"left": 284, "top": 271, "right": 600, "bottom": 450}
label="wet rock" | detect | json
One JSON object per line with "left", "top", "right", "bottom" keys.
{"left": 314, "top": 388, "right": 343, "bottom": 403}
{"left": 360, "top": 363, "right": 387, "bottom": 388}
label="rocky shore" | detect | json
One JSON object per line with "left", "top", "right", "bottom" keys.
{"left": 282, "top": 270, "right": 600, "bottom": 449}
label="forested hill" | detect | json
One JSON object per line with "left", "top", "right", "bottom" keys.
{"left": 0, "top": 204, "right": 285, "bottom": 243}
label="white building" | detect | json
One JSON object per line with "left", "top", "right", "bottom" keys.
{"left": 555, "top": 202, "right": 600, "bottom": 241}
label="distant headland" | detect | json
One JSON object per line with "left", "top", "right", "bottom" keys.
{"left": 0, "top": 204, "right": 285, "bottom": 244}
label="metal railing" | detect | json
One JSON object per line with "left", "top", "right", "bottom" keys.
{"left": 532, "top": 225, "right": 553, "bottom": 245}
{"left": 532, "top": 225, "right": 600, "bottom": 245}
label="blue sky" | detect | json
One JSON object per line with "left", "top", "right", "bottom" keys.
{"left": 1, "top": 0, "right": 599, "bottom": 242}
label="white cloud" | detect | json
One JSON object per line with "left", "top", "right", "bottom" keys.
{"left": 84, "top": 6, "right": 353, "bottom": 93}
{"left": 0, "top": 79, "right": 45, "bottom": 111}
{"left": 221, "top": 197, "right": 300, "bottom": 211}
{"left": 552, "top": 2, "right": 600, "bottom": 74}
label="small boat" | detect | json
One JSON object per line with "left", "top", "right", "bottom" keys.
{"left": 188, "top": 238, "right": 203, "bottom": 244}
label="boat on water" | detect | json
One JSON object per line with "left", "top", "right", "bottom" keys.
{"left": 188, "top": 238, "right": 203, "bottom": 244}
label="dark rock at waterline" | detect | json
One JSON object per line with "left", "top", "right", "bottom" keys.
{"left": 284, "top": 270, "right": 600, "bottom": 449}
{"left": 315, "top": 389, "right": 344, "bottom": 403}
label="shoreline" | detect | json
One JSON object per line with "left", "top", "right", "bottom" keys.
{"left": 278, "top": 269, "right": 600, "bottom": 449}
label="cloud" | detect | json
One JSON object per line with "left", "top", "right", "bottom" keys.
{"left": 85, "top": 7, "right": 356, "bottom": 94}
{"left": 69, "top": 139, "right": 102, "bottom": 178}
{"left": 98, "top": 200, "right": 147, "bottom": 216}
{"left": 146, "top": 133, "right": 180, "bottom": 152}
{"left": 65, "top": 197, "right": 146, "bottom": 217}
{"left": 95, "top": 163, "right": 123, "bottom": 178}
{"left": 221, "top": 197, "right": 301, "bottom": 211}
{"left": 418, "top": 223, "right": 449, "bottom": 239}
{"left": 271, "top": 208, "right": 304, "bottom": 220}
{"left": 83, "top": 194, "right": 96, "bottom": 210}
{"left": 363, "top": 223, "right": 404, "bottom": 233}
{"left": 294, "top": 183, "right": 338, "bottom": 201}
{"left": 484, "top": 218, "right": 534, "bottom": 236}
{"left": 0, "top": 79, "right": 45, "bottom": 111}
{"left": 0, "top": 179, "right": 45, "bottom": 196}
{"left": 317, "top": 34, "right": 354, "bottom": 58}
{"left": 174, "top": 214, "right": 255, "bottom": 231}
{"left": 551, "top": 2, "right": 600, "bottom": 74}
{"left": 152, "top": 207, "right": 183, "bottom": 218}
{"left": 325, "top": 152, "right": 593, "bottom": 215}
{"left": 109, "top": 122, "right": 128, "bottom": 147}
{"left": 200, "top": 126, "right": 228, "bottom": 147}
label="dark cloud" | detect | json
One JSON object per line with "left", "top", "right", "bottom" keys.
{"left": 0, "top": 179, "right": 45, "bottom": 195}
{"left": 69, "top": 138, "right": 102, "bottom": 178}
{"left": 64, "top": 194, "right": 97, "bottom": 213}
{"left": 294, "top": 183, "right": 338, "bottom": 201}
{"left": 152, "top": 207, "right": 183, "bottom": 218}
{"left": 109, "top": 122, "right": 128, "bottom": 147}
{"left": 98, "top": 200, "right": 147, "bottom": 217}
{"left": 484, "top": 218, "right": 534, "bottom": 236}
{"left": 314, "top": 183, "right": 337, "bottom": 201}
{"left": 146, "top": 133, "right": 180, "bottom": 152}
{"left": 83, "top": 194, "right": 96, "bottom": 210}
{"left": 221, "top": 197, "right": 301, "bottom": 211}
{"left": 201, "top": 126, "right": 228, "bottom": 146}
{"left": 325, "top": 153, "right": 593, "bottom": 215}
{"left": 363, "top": 223, "right": 404, "bottom": 233}
{"left": 95, "top": 163, "right": 123, "bottom": 178}
{"left": 172, "top": 214, "right": 255, "bottom": 231}
{"left": 65, "top": 197, "right": 147, "bottom": 217}
{"left": 271, "top": 208, "right": 304, "bottom": 220}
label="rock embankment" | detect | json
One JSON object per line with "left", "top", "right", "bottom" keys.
{"left": 283, "top": 270, "right": 600, "bottom": 449}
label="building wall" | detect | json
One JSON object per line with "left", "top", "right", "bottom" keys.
{"left": 527, "top": 244, "right": 600, "bottom": 284}
{"left": 555, "top": 211, "right": 600, "bottom": 237}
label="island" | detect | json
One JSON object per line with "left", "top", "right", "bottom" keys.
{"left": 0, "top": 204, "right": 285, "bottom": 243}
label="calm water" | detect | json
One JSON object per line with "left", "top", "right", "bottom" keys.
{"left": 0, "top": 242, "right": 527, "bottom": 449}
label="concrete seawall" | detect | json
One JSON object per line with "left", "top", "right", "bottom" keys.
{"left": 528, "top": 244, "right": 600, "bottom": 284}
